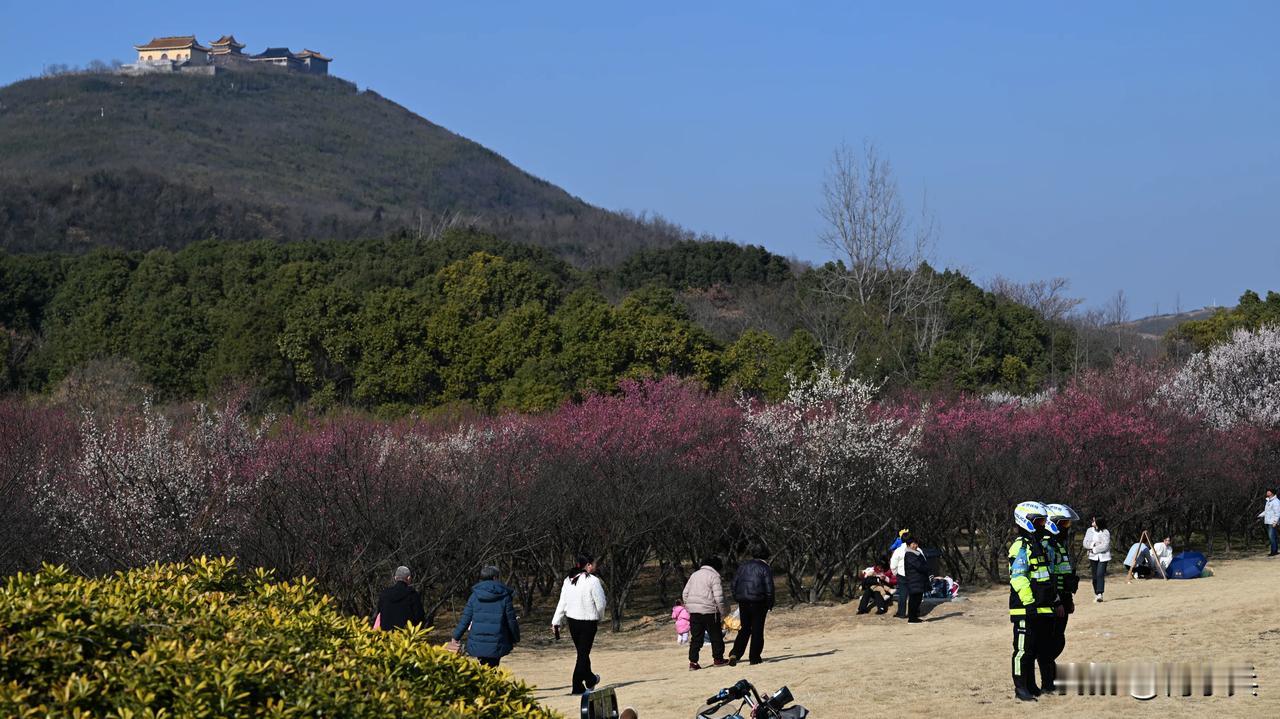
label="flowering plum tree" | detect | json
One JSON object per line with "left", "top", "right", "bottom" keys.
{"left": 741, "top": 366, "right": 922, "bottom": 602}
{"left": 34, "top": 395, "right": 260, "bottom": 573}
{"left": 0, "top": 401, "right": 76, "bottom": 573}
{"left": 1161, "top": 326, "right": 1280, "bottom": 429}
{"left": 529, "top": 377, "right": 742, "bottom": 630}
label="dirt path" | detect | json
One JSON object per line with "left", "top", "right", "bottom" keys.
{"left": 503, "top": 555, "right": 1280, "bottom": 717}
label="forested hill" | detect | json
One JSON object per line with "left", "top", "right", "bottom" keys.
{"left": 0, "top": 70, "right": 687, "bottom": 264}
{"left": 0, "top": 231, "right": 1084, "bottom": 412}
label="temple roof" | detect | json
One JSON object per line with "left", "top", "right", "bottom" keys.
{"left": 134, "top": 35, "right": 210, "bottom": 52}
{"left": 251, "top": 47, "right": 295, "bottom": 60}
{"left": 210, "top": 34, "right": 246, "bottom": 49}
{"left": 296, "top": 49, "right": 333, "bottom": 61}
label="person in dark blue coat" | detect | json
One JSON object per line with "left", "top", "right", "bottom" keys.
{"left": 453, "top": 565, "right": 521, "bottom": 667}
{"left": 902, "top": 537, "right": 930, "bottom": 624}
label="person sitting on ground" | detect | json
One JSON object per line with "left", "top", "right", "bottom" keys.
{"left": 372, "top": 565, "right": 425, "bottom": 631}
{"left": 452, "top": 565, "right": 521, "bottom": 667}
{"left": 1124, "top": 541, "right": 1154, "bottom": 579}
{"left": 1153, "top": 536, "right": 1174, "bottom": 572}
{"left": 902, "top": 537, "right": 930, "bottom": 623}
{"left": 856, "top": 556, "right": 896, "bottom": 615}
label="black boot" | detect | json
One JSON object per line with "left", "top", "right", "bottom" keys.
{"left": 1041, "top": 662, "right": 1056, "bottom": 693}
{"left": 1014, "top": 679, "right": 1039, "bottom": 702}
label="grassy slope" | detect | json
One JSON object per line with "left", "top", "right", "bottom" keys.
{"left": 0, "top": 70, "right": 581, "bottom": 218}
{"left": 0, "top": 70, "right": 684, "bottom": 264}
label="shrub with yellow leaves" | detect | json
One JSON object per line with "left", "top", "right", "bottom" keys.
{"left": 0, "top": 557, "right": 558, "bottom": 718}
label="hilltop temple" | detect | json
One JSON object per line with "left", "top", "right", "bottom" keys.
{"left": 123, "top": 34, "right": 332, "bottom": 76}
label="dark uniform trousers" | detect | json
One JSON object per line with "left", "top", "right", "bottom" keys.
{"left": 1040, "top": 614, "right": 1068, "bottom": 688}
{"left": 1012, "top": 615, "right": 1053, "bottom": 690}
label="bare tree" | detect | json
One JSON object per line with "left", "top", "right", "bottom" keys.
{"left": 1104, "top": 289, "right": 1130, "bottom": 351}
{"left": 986, "top": 276, "right": 1083, "bottom": 322}
{"left": 1068, "top": 308, "right": 1106, "bottom": 374}
{"left": 810, "top": 142, "right": 946, "bottom": 377}
{"left": 987, "top": 276, "right": 1084, "bottom": 384}
{"left": 1104, "top": 289, "right": 1130, "bottom": 326}
{"left": 416, "top": 209, "right": 480, "bottom": 241}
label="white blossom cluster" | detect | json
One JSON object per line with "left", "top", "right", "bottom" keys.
{"left": 740, "top": 368, "right": 923, "bottom": 520}
{"left": 35, "top": 399, "right": 260, "bottom": 569}
{"left": 982, "top": 389, "right": 1054, "bottom": 408}
{"left": 1160, "top": 326, "right": 1280, "bottom": 429}
{"left": 395, "top": 422, "right": 505, "bottom": 460}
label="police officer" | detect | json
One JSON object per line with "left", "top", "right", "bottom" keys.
{"left": 1009, "top": 501, "right": 1059, "bottom": 701}
{"left": 1039, "top": 503, "right": 1080, "bottom": 692}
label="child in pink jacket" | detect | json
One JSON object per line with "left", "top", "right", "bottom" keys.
{"left": 672, "top": 600, "right": 691, "bottom": 644}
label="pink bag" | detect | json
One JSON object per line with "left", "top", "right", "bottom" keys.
{"left": 372, "top": 613, "right": 382, "bottom": 630}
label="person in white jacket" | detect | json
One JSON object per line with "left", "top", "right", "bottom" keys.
{"left": 1081, "top": 516, "right": 1111, "bottom": 602}
{"left": 889, "top": 535, "right": 911, "bottom": 618}
{"left": 1153, "top": 537, "right": 1174, "bottom": 572}
{"left": 1260, "top": 488, "right": 1280, "bottom": 557}
{"left": 551, "top": 553, "right": 607, "bottom": 695}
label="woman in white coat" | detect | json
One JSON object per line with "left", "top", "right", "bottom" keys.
{"left": 551, "top": 553, "right": 607, "bottom": 695}
{"left": 1082, "top": 516, "right": 1111, "bottom": 602}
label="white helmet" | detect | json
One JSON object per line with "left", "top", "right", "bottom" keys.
{"left": 1046, "top": 503, "right": 1079, "bottom": 526}
{"left": 1014, "top": 501, "right": 1050, "bottom": 534}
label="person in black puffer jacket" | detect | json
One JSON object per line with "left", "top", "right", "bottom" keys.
{"left": 902, "top": 537, "right": 930, "bottom": 623}
{"left": 729, "top": 542, "right": 775, "bottom": 666}
{"left": 373, "top": 565, "right": 426, "bottom": 631}
{"left": 453, "top": 565, "right": 521, "bottom": 667}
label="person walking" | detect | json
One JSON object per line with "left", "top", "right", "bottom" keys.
{"left": 890, "top": 532, "right": 911, "bottom": 618}
{"left": 551, "top": 554, "right": 607, "bottom": 695}
{"left": 902, "top": 537, "right": 929, "bottom": 623}
{"left": 1009, "top": 501, "right": 1058, "bottom": 702}
{"left": 372, "top": 565, "right": 425, "bottom": 631}
{"left": 671, "top": 600, "right": 691, "bottom": 645}
{"left": 681, "top": 556, "right": 730, "bottom": 670}
{"left": 1040, "top": 503, "right": 1079, "bottom": 692}
{"left": 728, "top": 542, "right": 774, "bottom": 666}
{"left": 452, "top": 565, "right": 520, "bottom": 667}
{"left": 1081, "top": 516, "right": 1111, "bottom": 602}
{"left": 1259, "top": 489, "right": 1280, "bottom": 556}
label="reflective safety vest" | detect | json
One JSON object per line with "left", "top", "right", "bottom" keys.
{"left": 1009, "top": 534, "right": 1055, "bottom": 616}
{"left": 1042, "top": 535, "right": 1077, "bottom": 596}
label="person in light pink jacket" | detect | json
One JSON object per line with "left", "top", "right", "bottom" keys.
{"left": 671, "top": 599, "right": 691, "bottom": 644}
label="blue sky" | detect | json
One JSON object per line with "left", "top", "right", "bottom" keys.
{"left": 3, "top": 2, "right": 1277, "bottom": 315}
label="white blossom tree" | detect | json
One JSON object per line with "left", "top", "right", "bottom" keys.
{"left": 35, "top": 398, "right": 260, "bottom": 572}
{"left": 1160, "top": 326, "right": 1280, "bottom": 429}
{"left": 739, "top": 363, "right": 923, "bottom": 602}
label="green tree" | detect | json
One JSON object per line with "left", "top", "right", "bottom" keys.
{"left": 352, "top": 287, "right": 440, "bottom": 407}
{"left": 41, "top": 249, "right": 136, "bottom": 386}
{"left": 277, "top": 285, "right": 360, "bottom": 406}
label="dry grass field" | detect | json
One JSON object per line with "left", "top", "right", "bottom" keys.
{"left": 504, "top": 555, "right": 1280, "bottom": 718}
